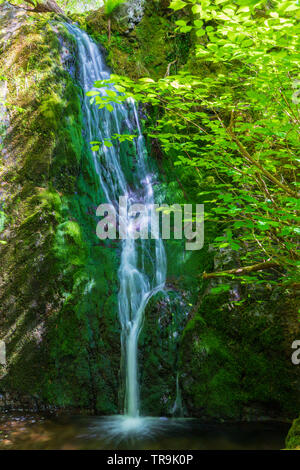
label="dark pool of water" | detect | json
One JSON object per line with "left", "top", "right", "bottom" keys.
{"left": 0, "top": 413, "right": 289, "bottom": 450}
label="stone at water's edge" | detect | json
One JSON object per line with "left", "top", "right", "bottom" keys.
{"left": 286, "top": 415, "right": 300, "bottom": 449}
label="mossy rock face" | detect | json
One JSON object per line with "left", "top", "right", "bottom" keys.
{"left": 84, "top": 3, "right": 191, "bottom": 80}
{"left": 0, "top": 5, "right": 120, "bottom": 413}
{"left": 178, "top": 279, "right": 300, "bottom": 421}
{"left": 286, "top": 416, "right": 300, "bottom": 450}
{"left": 138, "top": 289, "right": 190, "bottom": 415}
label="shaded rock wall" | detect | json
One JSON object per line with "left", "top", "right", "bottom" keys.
{"left": 0, "top": 4, "right": 120, "bottom": 413}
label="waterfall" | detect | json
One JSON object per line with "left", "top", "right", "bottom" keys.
{"left": 171, "top": 373, "right": 184, "bottom": 417}
{"left": 65, "top": 24, "right": 166, "bottom": 419}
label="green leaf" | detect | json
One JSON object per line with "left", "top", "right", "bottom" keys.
{"left": 170, "top": 0, "right": 187, "bottom": 11}
{"left": 106, "top": 90, "right": 117, "bottom": 98}
{"left": 196, "top": 29, "right": 206, "bottom": 37}
{"left": 181, "top": 25, "right": 193, "bottom": 33}
{"left": 86, "top": 91, "right": 100, "bottom": 96}
{"left": 210, "top": 284, "right": 231, "bottom": 294}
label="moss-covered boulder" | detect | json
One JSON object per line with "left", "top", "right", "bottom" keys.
{"left": 178, "top": 267, "right": 300, "bottom": 421}
{"left": 84, "top": 1, "right": 190, "bottom": 80}
{"left": 286, "top": 416, "right": 300, "bottom": 450}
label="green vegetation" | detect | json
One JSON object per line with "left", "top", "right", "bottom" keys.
{"left": 103, "top": 0, "right": 125, "bottom": 42}
{"left": 88, "top": 0, "right": 300, "bottom": 421}
{"left": 0, "top": 9, "right": 120, "bottom": 413}
{"left": 93, "top": 0, "right": 299, "bottom": 288}
{"left": 0, "top": 0, "right": 299, "bottom": 447}
{"left": 286, "top": 415, "right": 300, "bottom": 449}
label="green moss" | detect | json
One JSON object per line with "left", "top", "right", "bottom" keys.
{"left": 139, "top": 290, "right": 191, "bottom": 415}
{"left": 54, "top": 221, "right": 87, "bottom": 266}
{"left": 85, "top": 5, "right": 191, "bottom": 80}
{"left": 179, "top": 286, "right": 299, "bottom": 420}
{"left": 38, "top": 93, "right": 62, "bottom": 131}
{"left": 286, "top": 416, "right": 300, "bottom": 450}
{"left": 0, "top": 10, "right": 120, "bottom": 413}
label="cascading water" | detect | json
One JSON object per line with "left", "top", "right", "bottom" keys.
{"left": 65, "top": 23, "right": 167, "bottom": 425}
{"left": 172, "top": 373, "right": 184, "bottom": 418}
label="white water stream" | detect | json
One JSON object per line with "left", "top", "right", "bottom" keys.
{"left": 66, "top": 23, "right": 166, "bottom": 421}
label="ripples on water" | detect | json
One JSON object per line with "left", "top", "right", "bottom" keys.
{"left": 0, "top": 413, "right": 289, "bottom": 450}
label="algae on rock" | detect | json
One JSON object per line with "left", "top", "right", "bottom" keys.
{"left": 0, "top": 4, "right": 120, "bottom": 413}
{"left": 286, "top": 416, "right": 300, "bottom": 450}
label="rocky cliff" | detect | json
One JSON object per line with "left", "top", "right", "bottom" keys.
{"left": 0, "top": 2, "right": 299, "bottom": 429}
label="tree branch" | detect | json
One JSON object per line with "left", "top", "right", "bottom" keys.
{"left": 202, "top": 261, "right": 280, "bottom": 279}
{"left": 225, "top": 122, "right": 298, "bottom": 197}
{"left": 164, "top": 59, "right": 177, "bottom": 78}
{"left": 9, "top": 0, "right": 65, "bottom": 15}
